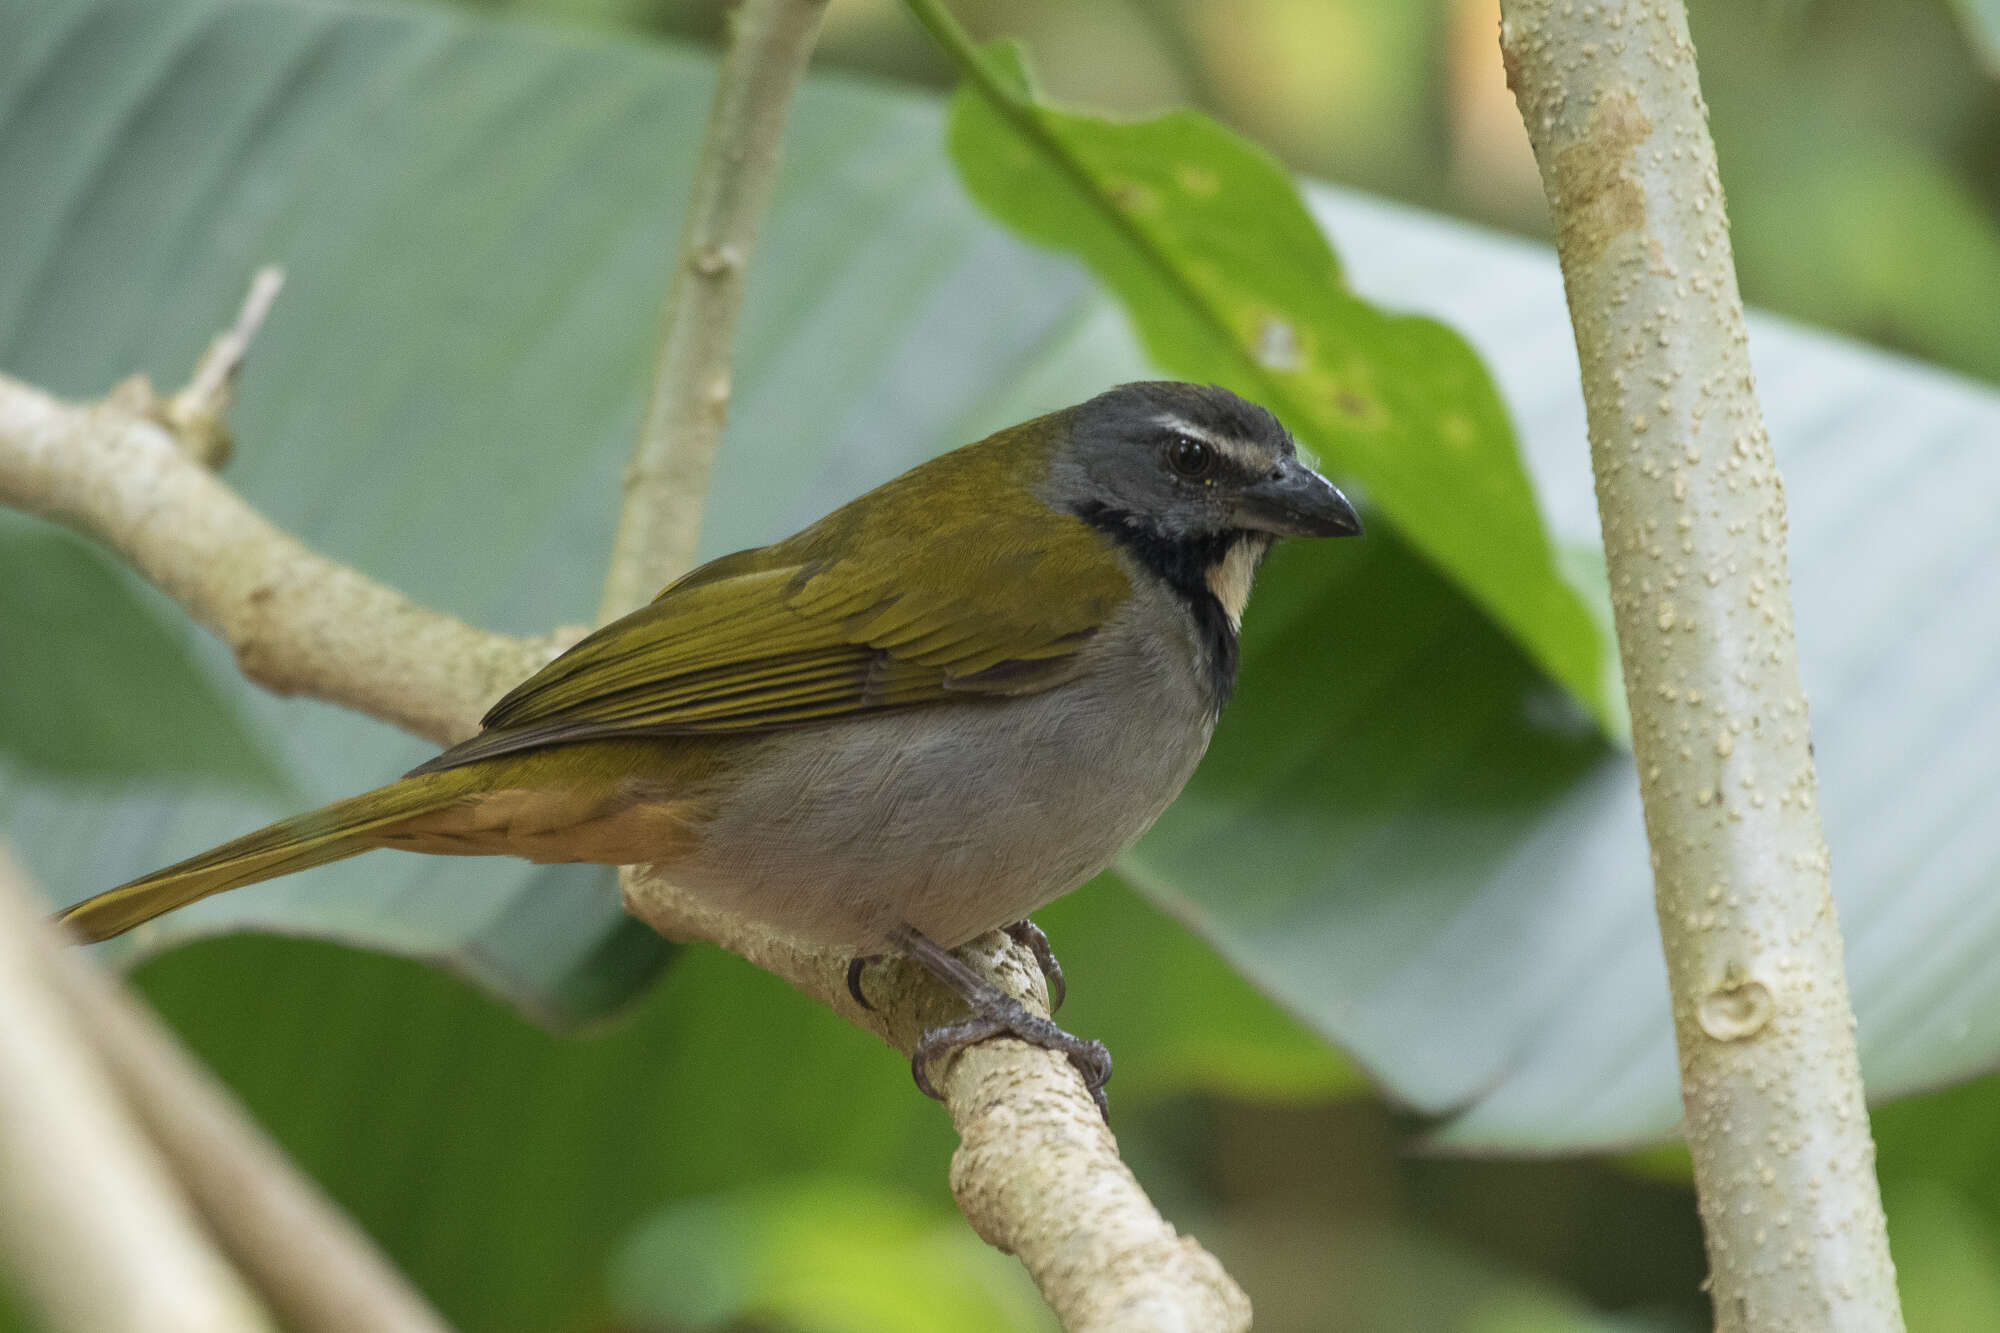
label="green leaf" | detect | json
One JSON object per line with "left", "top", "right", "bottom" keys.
{"left": 931, "top": 34, "right": 1621, "bottom": 735}
{"left": 1036, "top": 877, "right": 1363, "bottom": 1104}
{"left": 0, "top": 526, "right": 286, "bottom": 789}
{"left": 1274, "top": 194, "right": 2000, "bottom": 1149}
{"left": 133, "top": 933, "right": 955, "bottom": 1332}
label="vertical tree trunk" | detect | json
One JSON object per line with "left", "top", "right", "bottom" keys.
{"left": 1498, "top": 3, "right": 1903, "bottom": 1328}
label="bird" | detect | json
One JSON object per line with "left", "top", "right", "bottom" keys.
{"left": 58, "top": 381, "right": 1360, "bottom": 1114}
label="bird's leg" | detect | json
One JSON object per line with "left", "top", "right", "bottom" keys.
{"left": 1002, "top": 918, "right": 1066, "bottom": 1011}
{"left": 894, "top": 925, "right": 1111, "bottom": 1120}
{"left": 845, "top": 955, "right": 879, "bottom": 1011}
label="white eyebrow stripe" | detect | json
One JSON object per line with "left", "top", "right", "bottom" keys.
{"left": 1155, "top": 416, "right": 1264, "bottom": 470}
{"left": 1155, "top": 415, "right": 1218, "bottom": 443}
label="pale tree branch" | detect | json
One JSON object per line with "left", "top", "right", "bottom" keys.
{"left": 41, "top": 922, "right": 452, "bottom": 1333}
{"left": 600, "top": 0, "right": 832, "bottom": 617}
{"left": 0, "top": 370, "right": 556, "bottom": 747}
{"left": 0, "top": 846, "right": 274, "bottom": 1333}
{"left": 1498, "top": 2, "right": 1902, "bottom": 1328}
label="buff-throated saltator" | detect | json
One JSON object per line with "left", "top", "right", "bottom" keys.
{"left": 59, "top": 381, "right": 1361, "bottom": 1113}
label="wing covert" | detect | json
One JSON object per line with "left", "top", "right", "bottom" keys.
{"left": 408, "top": 447, "right": 1130, "bottom": 777}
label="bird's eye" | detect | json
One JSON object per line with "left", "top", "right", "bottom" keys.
{"left": 1166, "top": 434, "right": 1214, "bottom": 479}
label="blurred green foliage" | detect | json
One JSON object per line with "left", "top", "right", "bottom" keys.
{"left": 0, "top": 530, "right": 285, "bottom": 788}
{"left": 606, "top": 1178, "right": 1055, "bottom": 1332}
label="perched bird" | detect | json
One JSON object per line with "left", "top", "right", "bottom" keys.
{"left": 60, "top": 381, "right": 1359, "bottom": 1113}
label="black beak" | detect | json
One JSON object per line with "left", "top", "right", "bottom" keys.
{"left": 1234, "top": 458, "right": 1363, "bottom": 539}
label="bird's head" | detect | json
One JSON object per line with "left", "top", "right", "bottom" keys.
{"left": 1043, "top": 381, "right": 1361, "bottom": 627}
{"left": 1050, "top": 381, "right": 1360, "bottom": 545}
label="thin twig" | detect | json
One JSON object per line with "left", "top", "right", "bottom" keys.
{"left": 1499, "top": 3, "right": 1902, "bottom": 1328}
{"left": 0, "top": 847, "right": 274, "bottom": 1333}
{"left": 42, "top": 934, "right": 453, "bottom": 1333}
{"left": 599, "top": 0, "right": 832, "bottom": 618}
{"left": 163, "top": 265, "right": 287, "bottom": 467}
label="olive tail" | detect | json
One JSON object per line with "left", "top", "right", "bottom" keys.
{"left": 57, "top": 771, "right": 476, "bottom": 944}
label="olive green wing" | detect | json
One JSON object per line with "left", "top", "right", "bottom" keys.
{"left": 409, "top": 503, "right": 1128, "bottom": 776}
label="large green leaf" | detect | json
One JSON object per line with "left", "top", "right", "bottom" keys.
{"left": 1288, "top": 197, "right": 2000, "bottom": 1148}
{"left": 132, "top": 933, "right": 956, "bottom": 1331}
{"left": 936, "top": 37, "right": 1622, "bottom": 734}
{"left": 7, "top": 0, "right": 2000, "bottom": 1162}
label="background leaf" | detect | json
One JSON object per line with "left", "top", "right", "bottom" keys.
{"left": 606, "top": 1177, "right": 1055, "bottom": 1333}
{"left": 0, "top": 527, "right": 285, "bottom": 788}
{"left": 1947, "top": 0, "right": 2000, "bottom": 77}
{"left": 941, "top": 39, "right": 1622, "bottom": 734}
{"left": 133, "top": 933, "right": 951, "bottom": 1330}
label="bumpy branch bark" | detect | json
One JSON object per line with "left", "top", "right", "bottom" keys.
{"left": 0, "top": 847, "right": 274, "bottom": 1333}
{"left": 1499, "top": 3, "right": 1902, "bottom": 1329}
{"left": 600, "top": 0, "right": 832, "bottom": 617}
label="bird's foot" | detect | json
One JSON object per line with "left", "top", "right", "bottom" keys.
{"left": 893, "top": 923, "right": 1110, "bottom": 1121}
{"left": 1003, "top": 918, "right": 1066, "bottom": 1011}
{"left": 910, "top": 997, "right": 1111, "bottom": 1119}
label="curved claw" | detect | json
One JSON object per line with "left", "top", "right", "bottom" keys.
{"left": 845, "top": 956, "right": 877, "bottom": 1011}
{"left": 1003, "top": 919, "right": 1066, "bottom": 1012}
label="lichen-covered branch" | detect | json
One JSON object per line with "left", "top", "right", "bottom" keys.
{"left": 1498, "top": 3, "right": 1902, "bottom": 1328}
{"left": 0, "top": 847, "right": 274, "bottom": 1333}
{"left": 599, "top": 0, "right": 831, "bottom": 617}
{"left": 944, "top": 1014, "right": 1250, "bottom": 1332}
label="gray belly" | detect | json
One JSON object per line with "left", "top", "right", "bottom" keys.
{"left": 663, "top": 613, "right": 1217, "bottom": 954}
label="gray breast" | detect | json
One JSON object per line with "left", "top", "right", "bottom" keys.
{"left": 664, "top": 589, "right": 1219, "bottom": 954}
